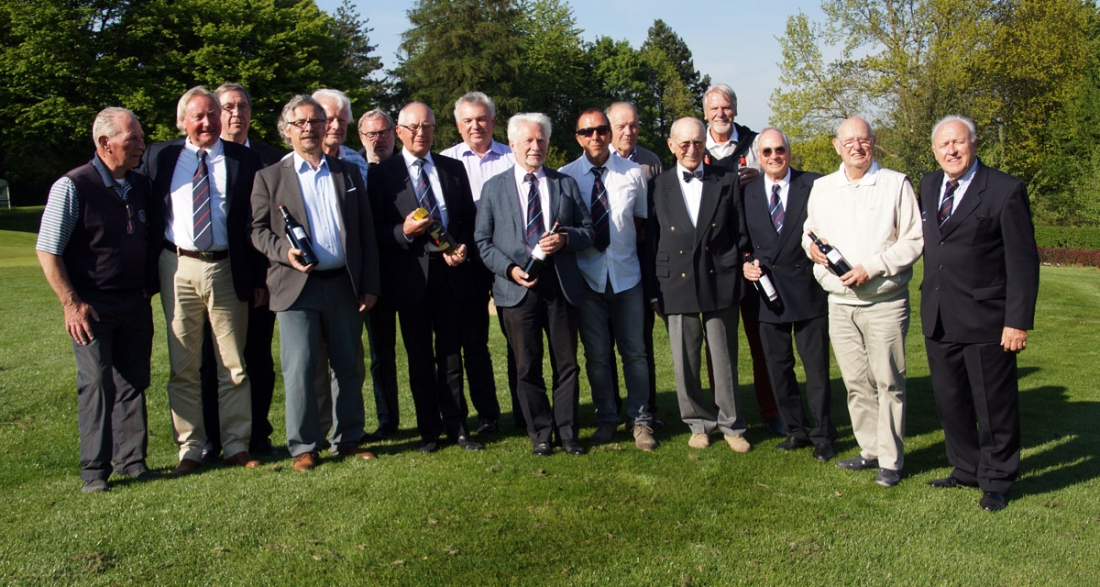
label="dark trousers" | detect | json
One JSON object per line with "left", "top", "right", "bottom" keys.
{"left": 366, "top": 299, "right": 400, "bottom": 430}
{"left": 459, "top": 286, "right": 501, "bottom": 421}
{"left": 72, "top": 291, "right": 153, "bottom": 482}
{"left": 498, "top": 264, "right": 580, "bottom": 445}
{"left": 396, "top": 257, "right": 468, "bottom": 441}
{"left": 200, "top": 302, "right": 276, "bottom": 453}
{"left": 758, "top": 316, "right": 835, "bottom": 444}
{"left": 926, "top": 334, "right": 1021, "bottom": 494}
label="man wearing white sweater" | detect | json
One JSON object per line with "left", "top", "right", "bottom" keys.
{"left": 802, "top": 117, "right": 923, "bottom": 488}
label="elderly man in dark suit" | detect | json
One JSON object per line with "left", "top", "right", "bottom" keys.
{"left": 250, "top": 94, "right": 380, "bottom": 472}
{"left": 741, "top": 128, "right": 835, "bottom": 461}
{"left": 919, "top": 115, "right": 1039, "bottom": 512}
{"left": 644, "top": 117, "right": 751, "bottom": 453}
{"left": 475, "top": 112, "right": 595, "bottom": 457}
{"left": 367, "top": 101, "right": 483, "bottom": 454}
{"left": 143, "top": 86, "right": 264, "bottom": 476}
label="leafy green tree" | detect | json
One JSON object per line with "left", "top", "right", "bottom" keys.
{"left": 639, "top": 19, "right": 711, "bottom": 145}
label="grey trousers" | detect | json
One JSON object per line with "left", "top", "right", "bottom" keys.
{"left": 666, "top": 305, "right": 746, "bottom": 436}
{"left": 72, "top": 291, "right": 153, "bottom": 482}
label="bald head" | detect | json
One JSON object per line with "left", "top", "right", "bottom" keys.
{"left": 832, "top": 117, "right": 876, "bottom": 180}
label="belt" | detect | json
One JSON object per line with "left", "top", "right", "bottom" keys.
{"left": 164, "top": 241, "right": 229, "bottom": 262}
{"left": 311, "top": 268, "right": 346, "bottom": 280}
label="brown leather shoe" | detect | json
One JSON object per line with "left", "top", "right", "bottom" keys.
{"left": 172, "top": 458, "right": 202, "bottom": 477}
{"left": 337, "top": 446, "right": 376, "bottom": 460}
{"left": 293, "top": 452, "right": 319, "bottom": 472}
{"left": 223, "top": 451, "right": 260, "bottom": 468}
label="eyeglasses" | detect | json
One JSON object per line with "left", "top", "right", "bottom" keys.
{"left": 398, "top": 123, "right": 434, "bottom": 135}
{"left": 576, "top": 125, "right": 611, "bottom": 137}
{"left": 760, "top": 146, "right": 788, "bottom": 157}
{"left": 360, "top": 128, "right": 393, "bottom": 140}
{"left": 289, "top": 119, "right": 325, "bottom": 129}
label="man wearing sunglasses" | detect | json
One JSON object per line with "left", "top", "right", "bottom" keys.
{"left": 560, "top": 109, "right": 654, "bottom": 451}
{"left": 741, "top": 128, "right": 835, "bottom": 462}
{"left": 38, "top": 107, "right": 159, "bottom": 493}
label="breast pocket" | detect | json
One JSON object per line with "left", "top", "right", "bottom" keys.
{"left": 655, "top": 251, "right": 669, "bottom": 278}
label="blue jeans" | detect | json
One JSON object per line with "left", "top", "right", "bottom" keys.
{"left": 577, "top": 282, "right": 651, "bottom": 426}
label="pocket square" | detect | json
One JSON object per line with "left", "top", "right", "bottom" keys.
{"left": 347, "top": 187, "right": 357, "bottom": 193}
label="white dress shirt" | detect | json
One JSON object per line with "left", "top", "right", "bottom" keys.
{"left": 939, "top": 160, "right": 979, "bottom": 214}
{"left": 559, "top": 154, "right": 647, "bottom": 293}
{"left": 165, "top": 138, "right": 229, "bottom": 250}
{"left": 439, "top": 140, "right": 515, "bottom": 207}
{"left": 763, "top": 168, "right": 792, "bottom": 213}
{"left": 676, "top": 163, "right": 705, "bottom": 228}
{"left": 292, "top": 152, "right": 346, "bottom": 270}
{"left": 401, "top": 148, "right": 449, "bottom": 227}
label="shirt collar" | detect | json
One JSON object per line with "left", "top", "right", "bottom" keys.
{"left": 514, "top": 164, "right": 545, "bottom": 184}
{"left": 835, "top": 160, "right": 881, "bottom": 187}
{"left": 185, "top": 137, "right": 223, "bottom": 159}
{"left": 764, "top": 168, "right": 792, "bottom": 193}
{"left": 676, "top": 163, "right": 704, "bottom": 182}
{"left": 292, "top": 151, "right": 329, "bottom": 173}
{"left": 91, "top": 153, "right": 124, "bottom": 189}
{"left": 705, "top": 125, "right": 740, "bottom": 149}
{"left": 402, "top": 147, "right": 434, "bottom": 168}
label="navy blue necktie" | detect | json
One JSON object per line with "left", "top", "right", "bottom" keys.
{"left": 524, "top": 173, "right": 542, "bottom": 249}
{"left": 192, "top": 150, "right": 213, "bottom": 251}
{"left": 590, "top": 166, "right": 610, "bottom": 252}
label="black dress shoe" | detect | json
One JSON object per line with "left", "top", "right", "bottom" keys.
{"left": 812, "top": 443, "right": 837, "bottom": 462}
{"left": 764, "top": 416, "right": 787, "bottom": 437}
{"left": 363, "top": 425, "right": 397, "bottom": 442}
{"left": 476, "top": 418, "right": 497, "bottom": 435}
{"left": 929, "top": 475, "right": 978, "bottom": 489}
{"left": 561, "top": 440, "right": 586, "bottom": 456}
{"left": 775, "top": 435, "right": 812, "bottom": 451}
{"left": 250, "top": 439, "right": 282, "bottom": 457}
{"left": 980, "top": 491, "right": 1008, "bottom": 511}
{"left": 455, "top": 435, "right": 484, "bottom": 451}
{"left": 417, "top": 440, "right": 439, "bottom": 454}
{"left": 532, "top": 442, "right": 553, "bottom": 457}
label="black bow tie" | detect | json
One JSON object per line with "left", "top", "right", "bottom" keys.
{"left": 682, "top": 169, "right": 703, "bottom": 182}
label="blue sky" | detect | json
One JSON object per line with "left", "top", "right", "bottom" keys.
{"left": 316, "top": 0, "right": 827, "bottom": 131}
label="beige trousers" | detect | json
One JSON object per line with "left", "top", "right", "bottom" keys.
{"left": 828, "top": 295, "right": 909, "bottom": 471}
{"left": 159, "top": 250, "right": 252, "bottom": 462}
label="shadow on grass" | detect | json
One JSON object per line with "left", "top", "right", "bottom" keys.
{"left": 0, "top": 208, "right": 43, "bottom": 233}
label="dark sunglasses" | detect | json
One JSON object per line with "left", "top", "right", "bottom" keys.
{"left": 761, "top": 146, "right": 788, "bottom": 157}
{"left": 576, "top": 125, "right": 611, "bottom": 137}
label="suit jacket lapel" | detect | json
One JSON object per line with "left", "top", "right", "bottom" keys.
{"left": 940, "top": 164, "right": 984, "bottom": 238}
{"left": 224, "top": 147, "right": 239, "bottom": 204}
{"left": 694, "top": 168, "right": 721, "bottom": 246}
{"left": 748, "top": 180, "right": 778, "bottom": 249}
{"left": 922, "top": 169, "right": 946, "bottom": 237}
{"left": 279, "top": 158, "right": 310, "bottom": 230}
{"left": 778, "top": 171, "right": 809, "bottom": 250}
{"left": 545, "top": 173, "right": 562, "bottom": 229}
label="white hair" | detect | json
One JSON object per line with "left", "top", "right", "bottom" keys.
{"left": 453, "top": 91, "right": 496, "bottom": 120}
{"left": 175, "top": 86, "right": 218, "bottom": 133}
{"left": 507, "top": 112, "right": 551, "bottom": 142}
{"left": 931, "top": 114, "right": 977, "bottom": 143}
{"left": 92, "top": 107, "right": 137, "bottom": 142}
{"left": 312, "top": 88, "right": 353, "bottom": 121}
{"left": 703, "top": 83, "right": 737, "bottom": 110}
{"left": 753, "top": 127, "right": 791, "bottom": 155}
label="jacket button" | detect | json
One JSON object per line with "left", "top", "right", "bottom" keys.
{"left": 939, "top": 242, "right": 945, "bottom": 247}
{"left": 934, "top": 286, "right": 940, "bottom": 291}
{"left": 938, "top": 264, "right": 943, "bottom": 270}
{"left": 709, "top": 269, "right": 715, "bottom": 274}
{"left": 711, "top": 223, "right": 717, "bottom": 228}
{"left": 679, "top": 250, "right": 683, "bottom": 255}
{"left": 681, "top": 273, "right": 687, "bottom": 278}
{"left": 670, "top": 226, "right": 676, "bottom": 232}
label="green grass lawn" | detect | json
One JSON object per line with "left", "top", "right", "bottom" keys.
{"left": 1, "top": 207, "right": 1098, "bottom": 586}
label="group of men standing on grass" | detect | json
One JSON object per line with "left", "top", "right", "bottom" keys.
{"left": 37, "top": 81, "right": 1038, "bottom": 512}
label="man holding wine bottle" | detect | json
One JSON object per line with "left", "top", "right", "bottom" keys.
{"left": 919, "top": 115, "right": 1039, "bottom": 512}
{"left": 560, "top": 108, "right": 655, "bottom": 451}
{"left": 250, "top": 94, "right": 380, "bottom": 472}
{"left": 366, "top": 102, "right": 484, "bottom": 454}
{"left": 802, "top": 117, "right": 923, "bottom": 488}
{"left": 474, "top": 112, "right": 595, "bottom": 457}
{"left": 741, "top": 128, "right": 835, "bottom": 461}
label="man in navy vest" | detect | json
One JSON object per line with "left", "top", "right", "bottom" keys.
{"left": 37, "top": 107, "right": 160, "bottom": 493}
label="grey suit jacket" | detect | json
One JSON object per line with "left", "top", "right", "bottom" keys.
{"left": 474, "top": 166, "right": 595, "bottom": 308}
{"left": 250, "top": 154, "right": 380, "bottom": 312}
{"left": 630, "top": 146, "right": 664, "bottom": 182}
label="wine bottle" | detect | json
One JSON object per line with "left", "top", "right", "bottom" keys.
{"left": 413, "top": 207, "right": 458, "bottom": 252}
{"left": 743, "top": 252, "right": 783, "bottom": 313}
{"left": 807, "top": 231, "right": 852, "bottom": 277}
{"left": 279, "top": 205, "right": 319, "bottom": 266}
{"left": 521, "top": 221, "right": 562, "bottom": 280}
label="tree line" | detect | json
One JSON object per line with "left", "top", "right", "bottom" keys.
{"left": 3, "top": 0, "right": 1097, "bottom": 228}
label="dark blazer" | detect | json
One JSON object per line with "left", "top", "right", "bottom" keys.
{"left": 250, "top": 154, "right": 380, "bottom": 313}
{"left": 366, "top": 152, "right": 478, "bottom": 309}
{"left": 474, "top": 166, "right": 595, "bottom": 308}
{"left": 919, "top": 162, "right": 1039, "bottom": 343}
{"left": 143, "top": 138, "right": 264, "bottom": 301}
{"left": 644, "top": 164, "right": 748, "bottom": 315}
{"left": 250, "top": 139, "right": 288, "bottom": 168}
{"left": 741, "top": 169, "right": 826, "bottom": 324}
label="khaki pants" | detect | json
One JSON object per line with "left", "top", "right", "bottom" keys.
{"left": 829, "top": 296, "right": 909, "bottom": 471}
{"left": 159, "top": 250, "right": 251, "bottom": 462}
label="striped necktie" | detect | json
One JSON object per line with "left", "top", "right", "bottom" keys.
{"left": 938, "top": 179, "right": 959, "bottom": 226}
{"left": 590, "top": 166, "right": 610, "bottom": 252}
{"left": 769, "top": 183, "right": 784, "bottom": 233}
{"left": 524, "top": 173, "right": 542, "bottom": 249}
{"left": 413, "top": 158, "right": 441, "bottom": 223}
{"left": 192, "top": 149, "right": 213, "bottom": 251}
